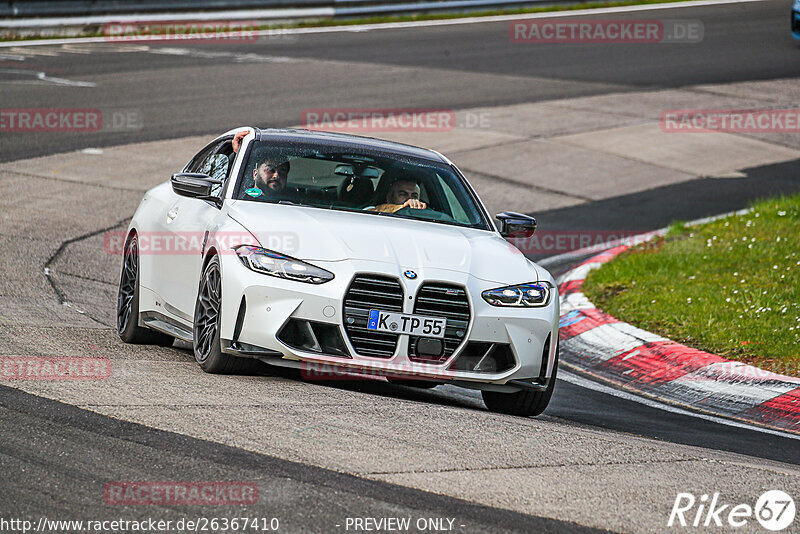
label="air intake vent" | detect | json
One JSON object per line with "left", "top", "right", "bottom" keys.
{"left": 343, "top": 275, "right": 403, "bottom": 358}
{"left": 278, "top": 319, "right": 350, "bottom": 358}
{"left": 539, "top": 333, "right": 551, "bottom": 380}
{"left": 448, "top": 342, "right": 515, "bottom": 373}
{"left": 410, "top": 283, "right": 470, "bottom": 363}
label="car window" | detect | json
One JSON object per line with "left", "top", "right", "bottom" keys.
{"left": 232, "top": 141, "right": 491, "bottom": 231}
{"left": 200, "top": 153, "right": 229, "bottom": 182}
{"left": 440, "top": 176, "right": 471, "bottom": 224}
{"left": 185, "top": 141, "right": 232, "bottom": 197}
{"left": 202, "top": 153, "right": 229, "bottom": 197}
{"left": 186, "top": 142, "right": 214, "bottom": 172}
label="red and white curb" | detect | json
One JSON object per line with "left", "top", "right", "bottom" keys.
{"left": 556, "top": 240, "right": 800, "bottom": 435}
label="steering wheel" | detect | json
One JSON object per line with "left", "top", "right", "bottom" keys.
{"left": 394, "top": 206, "right": 458, "bottom": 224}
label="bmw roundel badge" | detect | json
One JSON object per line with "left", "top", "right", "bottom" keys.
{"left": 403, "top": 270, "right": 417, "bottom": 280}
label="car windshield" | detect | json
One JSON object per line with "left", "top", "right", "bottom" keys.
{"left": 233, "top": 141, "right": 491, "bottom": 230}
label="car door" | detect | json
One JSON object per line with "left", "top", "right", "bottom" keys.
{"left": 157, "top": 138, "right": 233, "bottom": 323}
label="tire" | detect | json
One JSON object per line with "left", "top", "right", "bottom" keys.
{"left": 192, "top": 255, "right": 260, "bottom": 374}
{"left": 481, "top": 343, "right": 559, "bottom": 417}
{"left": 117, "top": 234, "right": 175, "bottom": 347}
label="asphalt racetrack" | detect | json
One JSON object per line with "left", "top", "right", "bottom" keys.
{"left": 1, "top": 1, "right": 799, "bottom": 532}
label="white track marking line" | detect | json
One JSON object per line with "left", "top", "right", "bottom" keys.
{"left": 34, "top": 71, "right": 96, "bottom": 87}
{"left": 0, "top": 0, "right": 766, "bottom": 48}
{"left": 559, "top": 368, "right": 800, "bottom": 441}
{"left": 146, "top": 46, "right": 297, "bottom": 63}
{"left": 59, "top": 44, "right": 95, "bottom": 54}
{"left": 5, "top": 46, "right": 61, "bottom": 56}
{"left": 103, "top": 45, "right": 152, "bottom": 53}
{"left": 0, "top": 68, "right": 95, "bottom": 87}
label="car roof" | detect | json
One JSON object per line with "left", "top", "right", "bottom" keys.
{"left": 253, "top": 128, "right": 450, "bottom": 164}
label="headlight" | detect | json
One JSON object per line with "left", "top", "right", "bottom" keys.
{"left": 482, "top": 281, "right": 551, "bottom": 307}
{"left": 235, "top": 246, "right": 334, "bottom": 284}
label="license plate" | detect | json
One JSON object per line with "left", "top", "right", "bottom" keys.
{"left": 367, "top": 310, "right": 447, "bottom": 338}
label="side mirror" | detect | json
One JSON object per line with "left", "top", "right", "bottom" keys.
{"left": 171, "top": 173, "right": 223, "bottom": 208}
{"left": 496, "top": 211, "right": 537, "bottom": 239}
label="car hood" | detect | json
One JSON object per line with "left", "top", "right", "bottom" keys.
{"left": 227, "top": 201, "right": 541, "bottom": 285}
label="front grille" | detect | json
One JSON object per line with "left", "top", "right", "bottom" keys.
{"left": 410, "top": 283, "right": 470, "bottom": 363}
{"left": 343, "top": 275, "right": 403, "bottom": 358}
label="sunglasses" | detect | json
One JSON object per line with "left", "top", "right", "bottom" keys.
{"left": 258, "top": 164, "right": 286, "bottom": 174}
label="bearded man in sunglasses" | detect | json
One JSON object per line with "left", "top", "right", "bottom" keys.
{"left": 232, "top": 129, "right": 292, "bottom": 197}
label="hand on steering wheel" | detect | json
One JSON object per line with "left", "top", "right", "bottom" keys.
{"left": 402, "top": 198, "right": 427, "bottom": 210}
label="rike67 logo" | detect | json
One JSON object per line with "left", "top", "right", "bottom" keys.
{"left": 669, "top": 490, "right": 795, "bottom": 531}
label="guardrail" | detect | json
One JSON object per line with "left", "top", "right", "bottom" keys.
{"left": 0, "top": 0, "right": 547, "bottom": 19}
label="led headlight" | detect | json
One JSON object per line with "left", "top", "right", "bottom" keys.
{"left": 482, "top": 281, "right": 551, "bottom": 307}
{"left": 235, "top": 246, "right": 334, "bottom": 284}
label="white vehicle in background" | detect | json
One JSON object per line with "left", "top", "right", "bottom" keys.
{"left": 117, "top": 128, "right": 560, "bottom": 416}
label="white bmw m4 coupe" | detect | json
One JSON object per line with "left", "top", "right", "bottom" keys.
{"left": 117, "top": 128, "right": 560, "bottom": 416}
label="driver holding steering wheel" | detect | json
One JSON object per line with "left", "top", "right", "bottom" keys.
{"left": 370, "top": 178, "right": 427, "bottom": 214}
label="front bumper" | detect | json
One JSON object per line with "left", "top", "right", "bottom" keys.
{"left": 218, "top": 254, "right": 559, "bottom": 391}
